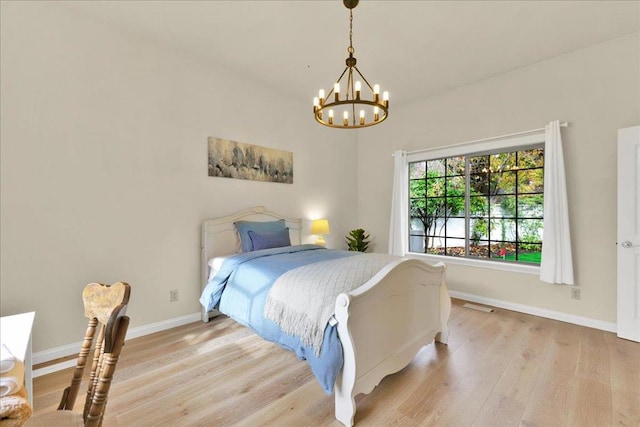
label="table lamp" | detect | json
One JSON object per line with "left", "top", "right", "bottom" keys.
{"left": 311, "top": 219, "right": 330, "bottom": 246}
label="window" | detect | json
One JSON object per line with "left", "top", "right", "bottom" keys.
{"left": 408, "top": 146, "right": 544, "bottom": 265}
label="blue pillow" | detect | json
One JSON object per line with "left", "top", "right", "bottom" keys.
{"left": 248, "top": 228, "right": 291, "bottom": 251}
{"left": 234, "top": 219, "right": 287, "bottom": 252}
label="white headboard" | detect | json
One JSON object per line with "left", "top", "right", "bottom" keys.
{"left": 201, "top": 206, "right": 302, "bottom": 288}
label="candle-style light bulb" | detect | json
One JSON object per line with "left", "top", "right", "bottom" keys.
{"left": 328, "top": 109, "right": 334, "bottom": 125}
{"left": 343, "top": 111, "right": 349, "bottom": 126}
{"left": 383, "top": 91, "right": 389, "bottom": 107}
{"left": 359, "top": 110, "right": 365, "bottom": 125}
{"left": 319, "top": 89, "right": 325, "bottom": 102}
{"left": 313, "top": 97, "right": 319, "bottom": 108}
{"left": 374, "top": 106, "right": 380, "bottom": 121}
{"left": 334, "top": 83, "right": 340, "bottom": 101}
{"left": 373, "top": 84, "right": 380, "bottom": 102}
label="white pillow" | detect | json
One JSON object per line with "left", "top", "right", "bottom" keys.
{"left": 207, "top": 255, "right": 233, "bottom": 281}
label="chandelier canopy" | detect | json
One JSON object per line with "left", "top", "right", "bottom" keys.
{"left": 313, "top": 0, "right": 389, "bottom": 129}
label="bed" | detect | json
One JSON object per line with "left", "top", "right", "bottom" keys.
{"left": 199, "top": 206, "right": 451, "bottom": 426}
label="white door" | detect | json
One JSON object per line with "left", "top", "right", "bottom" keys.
{"left": 617, "top": 126, "right": 640, "bottom": 342}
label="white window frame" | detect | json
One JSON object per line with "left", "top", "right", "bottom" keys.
{"left": 404, "top": 131, "right": 545, "bottom": 275}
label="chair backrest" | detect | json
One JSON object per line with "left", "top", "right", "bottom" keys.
{"left": 58, "top": 282, "right": 131, "bottom": 427}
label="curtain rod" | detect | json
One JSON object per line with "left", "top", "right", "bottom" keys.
{"left": 397, "top": 121, "right": 568, "bottom": 156}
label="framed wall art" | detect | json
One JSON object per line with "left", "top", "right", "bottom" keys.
{"left": 208, "top": 137, "right": 293, "bottom": 184}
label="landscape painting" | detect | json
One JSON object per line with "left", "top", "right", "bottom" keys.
{"left": 208, "top": 137, "right": 293, "bottom": 184}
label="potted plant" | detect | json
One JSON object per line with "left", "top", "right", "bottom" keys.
{"left": 346, "top": 228, "right": 370, "bottom": 252}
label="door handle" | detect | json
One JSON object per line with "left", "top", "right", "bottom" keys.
{"left": 621, "top": 241, "right": 639, "bottom": 248}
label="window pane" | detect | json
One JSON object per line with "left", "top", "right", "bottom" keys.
{"left": 420, "top": 212, "right": 445, "bottom": 238}
{"left": 518, "top": 195, "right": 544, "bottom": 218}
{"left": 518, "top": 169, "right": 544, "bottom": 194}
{"left": 446, "top": 197, "right": 466, "bottom": 217}
{"left": 409, "top": 235, "right": 425, "bottom": 253}
{"left": 470, "top": 155, "right": 489, "bottom": 174}
{"left": 446, "top": 176, "right": 466, "bottom": 196}
{"left": 426, "top": 226, "right": 446, "bottom": 254}
{"left": 469, "top": 196, "right": 488, "bottom": 216}
{"left": 469, "top": 241, "right": 489, "bottom": 258}
{"left": 447, "top": 217, "right": 466, "bottom": 238}
{"left": 517, "top": 242, "right": 542, "bottom": 264}
{"left": 491, "top": 219, "right": 516, "bottom": 242}
{"left": 518, "top": 148, "right": 544, "bottom": 168}
{"left": 428, "top": 218, "right": 447, "bottom": 238}
{"left": 427, "top": 177, "right": 445, "bottom": 197}
{"left": 446, "top": 156, "right": 465, "bottom": 176}
{"left": 445, "top": 238, "right": 465, "bottom": 257}
{"left": 492, "top": 243, "right": 515, "bottom": 260}
{"left": 470, "top": 173, "right": 489, "bottom": 195}
{"left": 518, "top": 219, "right": 543, "bottom": 243}
{"left": 425, "top": 246, "right": 442, "bottom": 255}
{"left": 470, "top": 217, "right": 489, "bottom": 241}
{"left": 491, "top": 195, "right": 516, "bottom": 218}
{"left": 410, "top": 199, "right": 425, "bottom": 222}
{"left": 409, "top": 217, "right": 425, "bottom": 235}
{"left": 490, "top": 171, "right": 516, "bottom": 195}
{"left": 427, "top": 159, "right": 446, "bottom": 177}
{"left": 426, "top": 197, "right": 447, "bottom": 220}
{"left": 490, "top": 152, "right": 515, "bottom": 172}
{"left": 410, "top": 180, "right": 425, "bottom": 198}
{"left": 409, "top": 161, "right": 426, "bottom": 179}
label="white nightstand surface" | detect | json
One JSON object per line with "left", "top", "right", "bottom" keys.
{"left": 1, "top": 311, "right": 35, "bottom": 405}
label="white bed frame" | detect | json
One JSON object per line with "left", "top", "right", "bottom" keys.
{"left": 201, "top": 206, "right": 451, "bottom": 426}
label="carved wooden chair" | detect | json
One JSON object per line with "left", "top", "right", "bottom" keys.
{"left": 26, "top": 282, "right": 131, "bottom": 427}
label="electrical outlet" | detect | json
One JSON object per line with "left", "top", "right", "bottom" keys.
{"left": 571, "top": 288, "right": 580, "bottom": 300}
{"left": 170, "top": 289, "right": 179, "bottom": 302}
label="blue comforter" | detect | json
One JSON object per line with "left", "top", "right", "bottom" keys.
{"left": 199, "top": 244, "right": 359, "bottom": 394}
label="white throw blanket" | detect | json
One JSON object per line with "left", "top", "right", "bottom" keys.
{"left": 264, "top": 253, "right": 400, "bottom": 356}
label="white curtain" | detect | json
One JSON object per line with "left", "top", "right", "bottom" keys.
{"left": 540, "top": 120, "right": 574, "bottom": 284}
{"left": 389, "top": 150, "right": 408, "bottom": 256}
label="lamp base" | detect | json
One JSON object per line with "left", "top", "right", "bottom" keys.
{"left": 315, "top": 236, "right": 327, "bottom": 246}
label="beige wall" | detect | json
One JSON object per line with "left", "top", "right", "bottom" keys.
{"left": 2, "top": 2, "right": 637, "bottom": 355}
{"left": 357, "top": 33, "right": 640, "bottom": 325}
{"left": 0, "top": 2, "right": 358, "bottom": 352}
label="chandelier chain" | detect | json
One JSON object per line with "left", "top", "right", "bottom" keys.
{"left": 348, "top": 9, "right": 354, "bottom": 54}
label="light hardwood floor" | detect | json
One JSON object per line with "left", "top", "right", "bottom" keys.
{"left": 32, "top": 299, "right": 640, "bottom": 426}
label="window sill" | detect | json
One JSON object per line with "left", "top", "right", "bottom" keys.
{"left": 405, "top": 252, "right": 540, "bottom": 275}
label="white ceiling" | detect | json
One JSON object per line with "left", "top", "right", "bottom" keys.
{"left": 64, "top": 0, "right": 639, "bottom": 106}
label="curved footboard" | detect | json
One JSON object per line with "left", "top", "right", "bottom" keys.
{"left": 333, "top": 258, "right": 450, "bottom": 426}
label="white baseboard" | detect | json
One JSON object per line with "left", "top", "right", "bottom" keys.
{"left": 33, "top": 312, "right": 201, "bottom": 376}
{"left": 449, "top": 290, "right": 617, "bottom": 333}
{"left": 33, "top": 359, "right": 77, "bottom": 378}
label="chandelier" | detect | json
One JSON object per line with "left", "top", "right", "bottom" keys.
{"left": 313, "top": 0, "right": 389, "bottom": 129}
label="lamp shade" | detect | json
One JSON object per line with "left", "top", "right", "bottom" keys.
{"left": 311, "top": 219, "right": 330, "bottom": 235}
